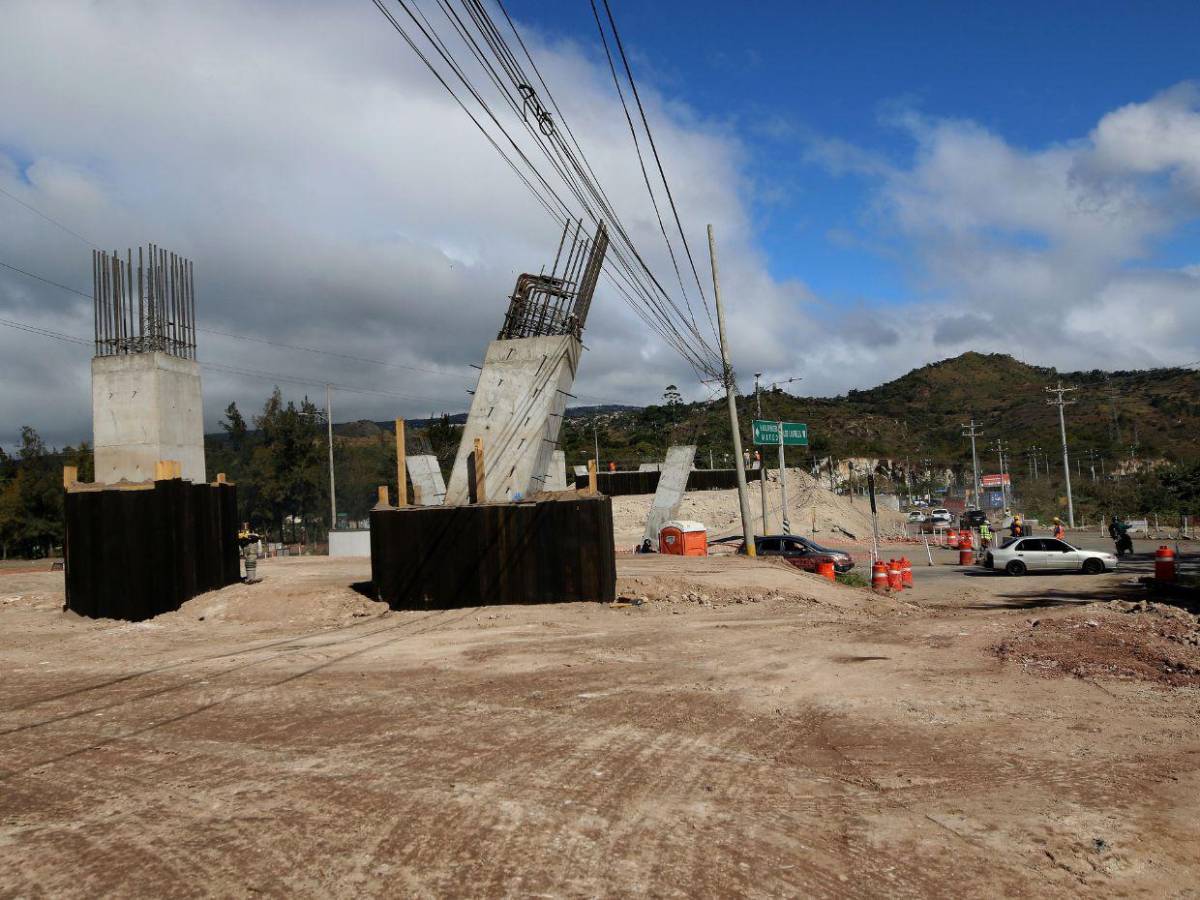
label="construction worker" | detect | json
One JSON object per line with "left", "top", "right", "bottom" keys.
{"left": 238, "top": 522, "right": 261, "bottom": 583}
{"left": 608, "top": 461, "right": 616, "bottom": 472}
{"left": 979, "top": 520, "right": 992, "bottom": 549}
{"left": 1009, "top": 514, "right": 1023, "bottom": 539}
{"left": 1052, "top": 517, "right": 1066, "bottom": 541}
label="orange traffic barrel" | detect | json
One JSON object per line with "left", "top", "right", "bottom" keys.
{"left": 871, "top": 561, "right": 889, "bottom": 594}
{"left": 887, "top": 559, "right": 903, "bottom": 591}
{"left": 959, "top": 530, "right": 973, "bottom": 550}
{"left": 817, "top": 560, "right": 836, "bottom": 581}
{"left": 900, "top": 556, "right": 913, "bottom": 588}
{"left": 947, "top": 529, "right": 960, "bottom": 549}
{"left": 959, "top": 547, "right": 974, "bottom": 566}
{"left": 1155, "top": 545, "right": 1176, "bottom": 583}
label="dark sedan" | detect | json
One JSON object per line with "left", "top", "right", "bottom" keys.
{"left": 737, "top": 534, "right": 854, "bottom": 573}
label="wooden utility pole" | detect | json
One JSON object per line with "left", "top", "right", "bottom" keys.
{"left": 707, "top": 224, "right": 755, "bottom": 557}
{"left": 587, "top": 458, "right": 598, "bottom": 495}
{"left": 394, "top": 418, "right": 408, "bottom": 507}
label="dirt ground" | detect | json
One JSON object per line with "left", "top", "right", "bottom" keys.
{"left": 2, "top": 551, "right": 1199, "bottom": 897}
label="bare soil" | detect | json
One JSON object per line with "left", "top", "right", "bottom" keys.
{"left": 2, "top": 553, "right": 1198, "bottom": 897}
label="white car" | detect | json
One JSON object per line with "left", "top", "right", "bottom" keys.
{"left": 929, "top": 508, "right": 953, "bottom": 526}
{"left": 906, "top": 510, "right": 926, "bottom": 523}
{"left": 985, "top": 537, "right": 1118, "bottom": 576}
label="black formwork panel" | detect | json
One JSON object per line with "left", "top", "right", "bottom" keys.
{"left": 63, "top": 480, "right": 240, "bottom": 621}
{"left": 370, "top": 495, "right": 616, "bottom": 610}
{"left": 572, "top": 467, "right": 763, "bottom": 496}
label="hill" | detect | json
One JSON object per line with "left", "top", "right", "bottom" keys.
{"left": 557, "top": 352, "right": 1200, "bottom": 472}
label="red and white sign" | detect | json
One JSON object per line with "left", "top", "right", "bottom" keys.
{"left": 981, "top": 474, "right": 1011, "bottom": 487}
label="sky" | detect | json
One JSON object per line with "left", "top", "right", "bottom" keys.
{"left": 2, "top": 1, "right": 1199, "bottom": 450}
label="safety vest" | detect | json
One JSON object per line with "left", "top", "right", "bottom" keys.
{"left": 1053, "top": 525, "right": 1065, "bottom": 540}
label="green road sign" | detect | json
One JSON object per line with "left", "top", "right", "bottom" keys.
{"left": 752, "top": 419, "right": 808, "bottom": 446}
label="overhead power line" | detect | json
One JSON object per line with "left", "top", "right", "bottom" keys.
{"left": 0, "top": 185, "right": 98, "bottom": 249}
{"left": 0, "top": 255, "right": 473, "bottom": 380}
{"left": 369, "top": 0, "right": 723, "bottom": 381}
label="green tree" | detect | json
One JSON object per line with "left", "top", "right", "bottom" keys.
{"left": 221, "top": 402, "right": 248, "bottom": 451}
{"left": 250, "top": 389, "right": 327, "bottom": 541}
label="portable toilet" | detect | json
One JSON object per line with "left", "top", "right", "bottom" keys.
{"left": 659, "top": 520, "right": 708, "bottom": 556}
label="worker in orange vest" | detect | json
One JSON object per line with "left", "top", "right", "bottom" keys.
{"left": 1052, "top": 517, "right": 1065, "bottom": 541}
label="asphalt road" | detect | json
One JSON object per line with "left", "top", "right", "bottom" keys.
{"left": 856, "top": 532, "right": 1196, "bottom": 604}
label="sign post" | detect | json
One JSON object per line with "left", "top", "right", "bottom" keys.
{"left": 866, "top": 472, "right": 880, "bottom": 563}
{"left": 754, "top": 420, "right": 808, "bottom": 535}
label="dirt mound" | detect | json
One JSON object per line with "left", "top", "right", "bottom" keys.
{"left": 993, "top": 602, "right": 1200, "bottom": 687}
{"left": 611, "top": 467, "right": 908, "bottom": 547}
{"left": 155, "top": 558, "right": 386, "bottom": 628}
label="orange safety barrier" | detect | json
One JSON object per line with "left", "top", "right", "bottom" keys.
{"left": 1155, "top": 546, "right": 1176, "bottom": 583}
{"left": 817, "top": 560, "right": 836, "bottom": 581}
{"left": 887, "top": 559, "right": 903, "bottom": 591}
{"left": 871, "top": 561, "right": 890, "bottom": 594}
{"left": 900, "top": 556, "right": 913, "bottom": 588}
{"left": 958, "top": 547, "right": 974, "bottom": 566}
{"left": 947, "top": 529, "right": 960, "bottom": 549}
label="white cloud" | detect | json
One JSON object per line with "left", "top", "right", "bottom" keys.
{"left": 0, "top": 3, "right": 1197, "bottom": 451}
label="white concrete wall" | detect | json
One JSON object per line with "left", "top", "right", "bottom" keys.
{"left": 408, "top": 454, "right": 447, "bottom": 505}
{"left": 643, "top": 444, "right": 697, "bottom": 546}
{"left": 446, "top": 334, "right": 580, "bottom": 504}
{"left": 544, "top": 450, "right": 568, "bottom": 491}
{"left": 328, "top": 530, "right": 371, "bottom": 556}
{"left": 92, "top": 352, "right": 206, "bottom": 484}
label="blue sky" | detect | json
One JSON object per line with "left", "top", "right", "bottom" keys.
{"left": 2, "top": 1, "right": 1200, "bottom": 447}
{"left": 528, "top": 0, "right": 1200, "bottom": 302}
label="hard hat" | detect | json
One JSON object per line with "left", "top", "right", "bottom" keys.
{"left": 1053, "top": 517, "right": 1061, "bottom": 523}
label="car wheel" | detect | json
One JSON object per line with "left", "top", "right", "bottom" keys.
{"left": 1005, "top": 560, "right": 1026, "bottom": 576}
{"left": 1081, "top": 558, "right": 1104, "bottom": 575}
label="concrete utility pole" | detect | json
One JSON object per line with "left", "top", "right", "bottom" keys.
{"left": 961, "top": 420, "right": 982, "bottom": 507}
{"left": 592, "top": 418, "right": 600, "bottom": 471}
{"left": 325, "top": 384, "right": 336, "bottom": 531}
{"left": 708, "top": 224, "right": 755, "bottom": 556}
{"left": 991, "top": 439, "right": 1009, "bottom": 509}
{"left": 1046, "top": 381, "right": 1078, "bottom": 528}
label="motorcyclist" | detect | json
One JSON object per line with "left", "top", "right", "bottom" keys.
{"left": 1109, "top": 516, "right": 1133, "bottom": 556}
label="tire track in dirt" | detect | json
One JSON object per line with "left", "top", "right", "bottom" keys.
{"left": 0, "top": 609, "right": 477, "bottom": 780}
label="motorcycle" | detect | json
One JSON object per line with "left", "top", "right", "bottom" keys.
{"left": 1113, "top": 532, "right": 1133, "bottom": 556}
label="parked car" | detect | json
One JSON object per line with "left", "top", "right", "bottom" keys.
{"left": 928, "top": 508, "right": 953, "bottom": 527}
{"left": 960, "top": 509, "right": 989, "bottom": 529}
{"left": 738, "top": 534, "right": 854, "bottom": 573}
{"left": 985, "top": 538, "right": 1117, "bottom": 576}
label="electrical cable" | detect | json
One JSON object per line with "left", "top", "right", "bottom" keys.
{"left": 371, "top": 0, "right": 723, "bottom": 380}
